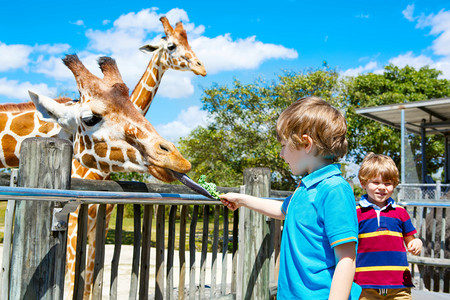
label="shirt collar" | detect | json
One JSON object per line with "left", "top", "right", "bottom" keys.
{"left": 359, "top": 194, "right": 396, "bottom": 210}
{"left": 301, "top": 164, "right": 342, "bottom": 189}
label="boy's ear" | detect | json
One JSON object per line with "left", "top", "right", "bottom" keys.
{"left": 302, "top": 134, "right": 314, "bottom": 153}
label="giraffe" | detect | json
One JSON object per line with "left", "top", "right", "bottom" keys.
{"left": 0, "top": 53, "right": 193, "bottom": 298}
{"left": 64, "top": 16, "right": 206, "bottom": 298}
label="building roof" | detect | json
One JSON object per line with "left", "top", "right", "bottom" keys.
{"left": 355, "top": 98, "right": 450, "bottom": 136}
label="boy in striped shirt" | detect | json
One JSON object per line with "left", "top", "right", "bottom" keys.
{"left": 355, "top": 153, "right": 422, "bottom": 300}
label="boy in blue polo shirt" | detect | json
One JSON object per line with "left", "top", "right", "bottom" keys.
{"left": 220, "top": 96, "right": 361, "bottom": 299}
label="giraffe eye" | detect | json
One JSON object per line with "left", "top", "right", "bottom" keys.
{"left": 167, "top": 43, "right": 176, "bottom": 51}
{"left": 81, "top": 114, "right": 102, "bottom": 127}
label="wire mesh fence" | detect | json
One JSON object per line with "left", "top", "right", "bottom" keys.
{"left": 396, "top": 182, "right": 450, "bottom": 202}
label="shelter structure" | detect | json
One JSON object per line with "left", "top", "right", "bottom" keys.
{"left": 355, "top": 98, "right": 450, "bottom": 184}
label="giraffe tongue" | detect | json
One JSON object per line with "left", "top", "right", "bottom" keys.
{"left": 172, "top": 171, "right": 216, "bottom": 200}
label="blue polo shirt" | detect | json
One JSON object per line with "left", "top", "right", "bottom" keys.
{"left": 278, "top": 164, "right": 361, "bottom": 299}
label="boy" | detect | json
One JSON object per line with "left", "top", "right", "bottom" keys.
{"left": 355, "top": 153, "right": 422, "bottom": 300}
{"left": 220, "top": 96, "right": 361, "bottom": 299}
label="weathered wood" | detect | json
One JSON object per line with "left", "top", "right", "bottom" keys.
{"left": 211, "top": 206, "right": 220, "bottom": 295}
{"left": 0, "top": 170, "right": 17, "bottom": 299}
{"left": 129, "top": 204, "right": 141, "bottom": 300}
{"left": 178, "top": 205, "right": 188, "bottom": 300}
{"left": 10, "top": 137, "right": 72, "bottom": 300}
{"left": 200, "top": 205, "right": 209, "bottom": 299}
{"left": 155, "top": 205, "right": 166, "bottom": 300}
{"left": 139, "top": 205, "right": 153, "bottom": 300}
{"left": 110, "top": 204, "right": 124, "bottom": 300}
{"left": 167, "top": 205, "right": 177, "bottom": 300}
{"left": 73, "top": 204, "right": 88, "bottom": 300}
{"left": 189, "top": 205, "right": 199, "bottom": 300}
{"left": 239, "top": 168, "right": 271, "bottom": 300}
{"left": 0, "top": 169, "right": 18, "bottom": 300}
{"left": 231, "top": 209, "right": 238, "bottom": 295}
{"left": 222, "top": 206, "right": 229, "bottom": 295}
{"left": 92, "top": 204, "right": 107, "bottom": 299}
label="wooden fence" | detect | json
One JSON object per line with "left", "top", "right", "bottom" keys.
{"left": 0, "top": 137, "right": 449, "bottom": 298}
{"left": 0, "top": 138, "right": 289, "bottom": 299}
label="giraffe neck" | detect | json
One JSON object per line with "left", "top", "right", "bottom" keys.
{"left": 130, "top": 51, "right": 167, "bottom": 115}
{"left": 0, "top": 110, "right": 63, "bottom": 168}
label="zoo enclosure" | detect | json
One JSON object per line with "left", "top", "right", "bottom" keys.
{"left": 0, "top": 137, "right": 449, "bottom": 299}
{"left": 0, "top": 137, "right": 287, "bottom": 300}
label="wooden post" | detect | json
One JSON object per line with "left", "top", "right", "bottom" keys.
{"left": 238, "top": 168, "right": 271, "bottom": 300}
{"left": 9, "top": 137, "right": 72, "bottom": 300}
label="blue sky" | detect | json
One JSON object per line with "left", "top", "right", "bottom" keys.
{"left": 1, "top": 0, "right": 450, "bottom": 142}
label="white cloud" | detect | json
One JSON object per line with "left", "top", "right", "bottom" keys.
{"left": 388, "top": 51, "right": 434, "bottom": 69}
{"left": 191, "top": 34, "right": 298, "bottom": 75}
{"left": 342, "top": 61, "right": 382, "bottom": 77}
{"left": 0, "top": 77, "right": 56, "bottom": 101}
{"left": 0, "top": 42, "right": 32, "bottom": 71}
{"left": 34, "top": 43, "right": 71, "bottom": 55}
{"left": 402, "top": 4, "right": 416, "bottom": 22}
{"left": 71, "top": 20, "right": 85, "bottom": 27}
{"left": 155, "top": 106, "right": 209, "bottom": 142}
{"left": 0, "top": 7, "right": 300, "bottom": 101}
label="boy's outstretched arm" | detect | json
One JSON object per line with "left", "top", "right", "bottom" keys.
{"left": 329, "top": 242, "right": 356, "bottom": 300}
{"left": 220, "top": 192, "right": 285, "bottom": 220}
{"left": 404, "top": 235, "right": 422, "bottom": 256}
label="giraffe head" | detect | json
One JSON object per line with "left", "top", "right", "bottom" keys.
{"left": 29, "top": 54, "right": 191, "bottom": 182}
{"left": 139, "top": 16, "right": 206, "bottom": 77}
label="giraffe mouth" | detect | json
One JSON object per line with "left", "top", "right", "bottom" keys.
{"left": 147, "top": 165, "right": 178, "bottom": 182}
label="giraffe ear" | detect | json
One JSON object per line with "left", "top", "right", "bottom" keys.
{"left": 28, "top": 91, "right": 78, "bottom": 131}
{"left": 139, "top": 44, "right": 161, "bottom": 53}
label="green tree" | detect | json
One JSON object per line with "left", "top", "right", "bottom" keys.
{"left": 343, "top": 65, "right": 449, "bottom": 180}
{"left": 179, "top": 66, "right": 341, "bottom": 190}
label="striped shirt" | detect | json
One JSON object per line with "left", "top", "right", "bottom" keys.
{"left": 354, "top": 195, "right": 416, "bottom": 289}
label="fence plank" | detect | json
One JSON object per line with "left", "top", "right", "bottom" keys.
{"left": 129, "top": 204, "right": 141, "bottom": 300}
{"left": 211, "top": 206, "right": 220, "bottom": 296}
{"left": 200, "top": 205, "right": 209, "bottom": 299}
{"left": 189, "top": 206, "right": 199, "bottom": 300}
{"left": 74, "top": 204, "right": 89, "bottom": 299}
{"left": 0, "top": 170, "right": 18, "bottom": 300}
{"left": 155, "top": 205, "right": 166, "bottom": 300}
{"left": 92, "top": 204, "right": 107, "bottom": 299}
{"left": 139, "top": 204, "right": 153, "bottom": 300}
{"left": 221, "top": 206, "right": 229, "bottom": 295}
{"left": 167, "top": 205, "right": 177, "bottom": 300}
{"left": 10, "top": 137, "right": 72, "bottom": 300}
{"left": 231, "top": 209, "right": 238, "bottom": 295}
{"left": 110, "top": 204, "right": 124, "bottom": 300}
{"left": 239, "top": 168, "right": 271, "bottom": 300}
{"left": 178, "top": 205, "right": 188, "bottom": 300}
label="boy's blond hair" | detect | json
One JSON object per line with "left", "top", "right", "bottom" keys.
{"left": 276, "top": 96, "right": 347, "bottom": 162}
{"left": 358, "top": 152, "right": 400, "bottom": 187}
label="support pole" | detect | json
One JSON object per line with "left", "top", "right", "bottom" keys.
{"left": 9, "top": 137, "right": 72, "bottom": 300}
{"left": 238, "top": 168, "right": 271, "bottom": 300}
{"left": 421, "top": 119, "right": 427, "bottom": 183}
{"left": 401, "top": 109, "right": 406, "bottom": 184}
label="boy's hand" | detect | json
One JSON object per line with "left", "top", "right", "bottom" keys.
{"left": 407, "top": 238, "right": 423, "bottom": 256}
{"left": 220, "top": 193, "right": 242, "bottom": 211}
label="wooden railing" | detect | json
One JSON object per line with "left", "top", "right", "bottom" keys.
{"left": 1, "top": 137, "right": 449, "bottom": 298}
{"left": 0, "top": 138, "right": 289, "bottom": 299}
{"left": 402, "top": 202, "right": 450, "bottom": 293}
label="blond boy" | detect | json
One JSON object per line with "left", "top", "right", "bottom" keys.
{"left": 355, "top": 153, "right": 422, "bottom": 300}
{"left": 221, "top": 97, "right": 361, "bottom": 299}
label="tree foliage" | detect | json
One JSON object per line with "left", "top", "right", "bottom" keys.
{"left": 179, "top": 64, "right": 449, "bottom": 189}
{"left": 179, "top": 66, "right": 341, "bottom": 190}
{"left": 343, "top": 65, "right": 450, "bottom": 180}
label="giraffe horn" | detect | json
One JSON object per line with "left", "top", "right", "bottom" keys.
{"left": 97, "top": 56, "right": 123, "bottom": 84}
{"left": 62, "top": 54, "right": 100, "bottom": 90}
{"left": 160, "top": 16, "right": 174, "bottom": 37}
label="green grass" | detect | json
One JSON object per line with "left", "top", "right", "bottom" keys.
{"left": 0, "top": 201, "right": 6, "bottom": 243}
